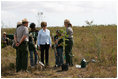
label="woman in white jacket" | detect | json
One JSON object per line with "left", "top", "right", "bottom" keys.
{"left": 37, "top": 21, "right": 51, "bottom": 66}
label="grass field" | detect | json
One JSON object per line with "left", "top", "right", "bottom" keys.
{"left": 1, "top": 25, "right": 117, "bottom": 78}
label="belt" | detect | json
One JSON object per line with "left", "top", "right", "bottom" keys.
{"left": 67, "top": 38, "right": 73, "bottom": 39}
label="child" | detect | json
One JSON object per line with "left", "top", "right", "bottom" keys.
{"left": 54, "top": 30, "right": 64, "bottom": 67}
{"left": 28, "top": 23, "right": 39, "bottom": 68}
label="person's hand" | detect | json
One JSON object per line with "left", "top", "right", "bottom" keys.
{"left": 35, "top": 50, "right": 38, "bottom": 55}
{"left": 62, "top": 33, "right": 64, "bottom": 37}
{"left": 3, "top": 41, "right": 6, "bottom": 43}
{"left": 38, "top": 46, "right": 40, "bottom": 50}
{"left": 50, "top": 45, "right": 52, "bottom": 48}
{"left": 35, "top": 44, "right": 37, "bottom": 48}
{"left": 56, "top": 52, "right": 58, "bottom": 56}
{"left": 55, "top": 40, "right": 58, "bottom": 44}
{"left": 16, "top": 43, "right": 19, "bottom": 47}
{"left": 58, "top": 44, "right": 61, "bottom": 47}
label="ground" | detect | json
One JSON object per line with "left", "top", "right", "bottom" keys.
{"left": 1, "top": 25, "right": 117, "bottom": 78}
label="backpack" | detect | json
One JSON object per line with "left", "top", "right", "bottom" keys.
{"left": 81, "top": 58, "right": 87, "bottom": 68}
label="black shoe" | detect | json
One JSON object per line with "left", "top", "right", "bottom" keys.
{"left": 54, "top": 65, "right": 58, "bottom": 68}
{"left": 46, "top": 63, "right": 49, "bottom": 66}
{"left": 22, "top": 70, "right": 29, "bottom": 73}
{"left": 16, "top": 69, "right": 21, "bottom": 72}
{"left": 69, "top": 64, "right": 73, "bottom": 67}
{"left": 45, "top": 64, "right": 49, "bottom": 68}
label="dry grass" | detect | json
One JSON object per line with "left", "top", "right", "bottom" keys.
{"left": 1, "top": 25, "right": 117, "bottom": 78}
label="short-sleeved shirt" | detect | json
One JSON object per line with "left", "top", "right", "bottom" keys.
{"left": 66, "top": 27, "right": 73, "bottom": 39}
{"left": 15, "top": 25, "right": 29, "bottom": 42}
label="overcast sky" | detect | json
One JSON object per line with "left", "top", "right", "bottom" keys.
{"left": 1, "top": 1, "right": 117, "bottom": 28}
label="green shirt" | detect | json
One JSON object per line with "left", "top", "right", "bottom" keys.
{"left": 54, "top": 35, "right": 63, "bottom": 49}
{"left": 28, "top": 30, "right": 38, "bottom": 51}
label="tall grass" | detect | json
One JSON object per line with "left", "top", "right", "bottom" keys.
{"left": 1, "top": 25, "right": 117, "bottom": 78}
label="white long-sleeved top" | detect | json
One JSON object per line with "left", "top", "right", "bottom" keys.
{"left": 37, "top": 29, "right": 51, "bottom": 46}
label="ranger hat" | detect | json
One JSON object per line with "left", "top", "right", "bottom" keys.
{"left": 17, "top": 21, "right": 22, "bottom": 26}
{"left": 22, "top": 18, "right": 29, "bottom": 23}
{"left": 3, "top": 32, "right": 6, "bottom": 35}
{"left": 64, "top": 19, "right": 70, "bottom": 24}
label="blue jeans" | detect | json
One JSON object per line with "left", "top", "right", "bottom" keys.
{"left": 29, "top": 50, "right": 38, "bottom": 66}
{"left": 56, "top": 48, "right": 64, "bottom": 66}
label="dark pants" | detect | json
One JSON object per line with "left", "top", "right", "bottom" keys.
{"left": 40, "top": 44, "right": 50, "bottom": 65}
{"left": 65, "top": 38, "right": 73, "bottom": 65}
{"left": 16, "top": 41, "right": 28, "bottom": 72}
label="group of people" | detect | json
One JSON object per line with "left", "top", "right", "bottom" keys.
{"left": 14, "top": 18, "right": 73, "bottom": 72}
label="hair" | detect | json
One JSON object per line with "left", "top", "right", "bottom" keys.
{"left": 41, "top": 21, "right": 47, "bottom": 28}
{"left": 30, "top": 23, "right": 36, "bottom": 28}
{"left": 64, "top": 19, "right": 72, "bottom": 27}
{"left": 17, "top": 25, "right": 21, "bottom": 28}
{"left": 56, "top": 30, "right": 61, "bottom": 36}
{"left": 68, "top": 23, "right": 72, "bottom": 27}
{"left": 64, "top": 22, "right": 72, "bottom": 27}
{"left": 22, "top": 22, "right": 28, "bottom": 25}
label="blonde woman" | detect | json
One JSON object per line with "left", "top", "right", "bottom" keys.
{"left": 64, "top": 19, "right": 73, "bottom": 66}
{"left": 37, "top": 21, "right": 51, "bottom": 66}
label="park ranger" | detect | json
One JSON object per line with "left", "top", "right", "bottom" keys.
{"left": 64, "top": 19, "right": 74, "bottom": 66}
{"left": 14, "top": 18, "right": 29, "bottom": 72}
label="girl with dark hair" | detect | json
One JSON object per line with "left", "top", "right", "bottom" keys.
{"left": 28, "top": 23, "right": 39, "bottom": 68}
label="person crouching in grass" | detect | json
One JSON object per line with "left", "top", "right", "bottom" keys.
{"left": 54, "top": 30, "right": 64, "bottom": 67}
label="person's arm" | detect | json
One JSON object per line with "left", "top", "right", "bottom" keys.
{"left": 57, "top": 39, "right": 63, "bottom": 47}
{"left": 14, "top": 30, "right": 20, "bottom": 47}
{"left": 37, "top": 31, "right": 41, "bottom": 50}
{"left": 49, "top": 31, "right": 52, "bottom": 47}
{"left": 19, "top": 27, "right": 28, "bottom": 44}
{"left": 52, "top": 33, "right": 55, "bottom": 42}
{"left": 49, "top": 37, "right": 52, "bottom": 47}
{"left": 14, "top": 30, "right": 17, "bottom": 43}
{"left": 37, "top": 31, "right": 41, "bottom": 46}
{"left": 14, "top": 35, "right": 17, "bottom": 44}
{"left": 68, "top": 27, "right": 73, "bottom": 35}
{"left": 35, "top": 31, "right": 38, "bottom": 44}
{"left": 19, "top": 35, "right": 27, "bottom": 44}
{"left": 54, "top": 36, "right": 57, "bottom": 44}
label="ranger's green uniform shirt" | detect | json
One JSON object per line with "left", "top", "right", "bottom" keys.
{"left": 28, "top": 30, "right": 38, "bottom": 51}
{"left": 54, "top": 35, "right": 63, "bottom": 49}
